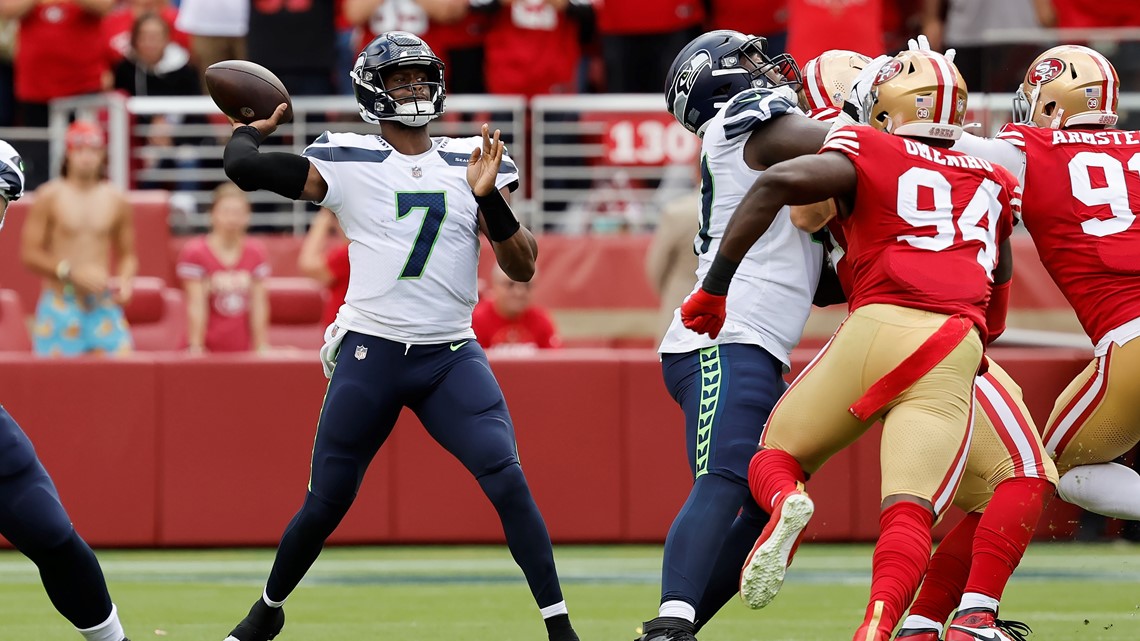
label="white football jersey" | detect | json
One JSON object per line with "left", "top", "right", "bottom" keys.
{"left": 304, "top": 132, "right": 519, "bottom": 344}
{"left": 658, "top": 87, "right": 824, "bottom": 369}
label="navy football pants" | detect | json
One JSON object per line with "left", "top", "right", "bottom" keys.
{"left": 0, "top": 406, "right": 114, "bottom": 629}
{"left": 659, "top": 344, "right": 785, "bottom": 626}
{"left": 266, "top": 332, "right": 564, "bottom": 608}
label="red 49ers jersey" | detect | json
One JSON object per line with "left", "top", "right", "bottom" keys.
{"left": 998, "top": 124, "right": 1140, "bottom": 343}
{"left": 820, "top": 126, "right": 1018, "bottom": 340}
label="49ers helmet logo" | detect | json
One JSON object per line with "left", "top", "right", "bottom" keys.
{"left": 873, "top": 59, "right": 903, "bottom": 86}
{"left": 1029, "top": 58, "right": 1065, "bottom": 85}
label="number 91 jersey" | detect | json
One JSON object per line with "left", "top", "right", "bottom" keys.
{"left": 820, "top": 125, "right": 1017, "bottom": 341}
{"left": 997, "top": 123, "right": 1140, "bottom": 347}
{"left": 303, "top": 132, "right": 520, "bottom": 343}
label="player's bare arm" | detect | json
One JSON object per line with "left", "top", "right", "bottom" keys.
{"left": 470, "top": 124, "right": 537, "bottom": 282}
{"left": 224, "top": 103, "right": 329, "bottom": 203}
{"left": 111, "top": 193, "right": 137, "bottom": 305}
{"left": 719, "top": 152, "right": 857, "bottom": 263}
{"left": 743, "top": 114, "right": 833, "bottom": 170}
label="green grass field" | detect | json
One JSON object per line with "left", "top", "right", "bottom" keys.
{"left": 1, "top": 544, "right": 1137, "bottom": 640}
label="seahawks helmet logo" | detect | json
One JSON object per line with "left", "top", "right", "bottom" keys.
{"left": 675, "top": 51, "right": 712, "bottom": 98}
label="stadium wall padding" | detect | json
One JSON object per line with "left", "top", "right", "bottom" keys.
{"left": 0, "top": 347, "right": 1093, "bottom": 548}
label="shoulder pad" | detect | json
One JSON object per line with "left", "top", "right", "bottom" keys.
{"left": 721, "top": 87, "right": 803, "bottom": 140}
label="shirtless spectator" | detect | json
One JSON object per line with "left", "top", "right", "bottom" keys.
{"left": 20, "top": 121, "right": 136, "bottom": 357}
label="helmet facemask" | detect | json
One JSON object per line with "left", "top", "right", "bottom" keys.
{"left": 351, "top": 32, "right": 447, "bottom": 127}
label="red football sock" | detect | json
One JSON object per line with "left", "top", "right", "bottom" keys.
{"left": 862, "top": 501, "right": 934, "bottom": 636}
{"left": 909, "top": 512, "right": 981, "bottom": 623}
{"left": 964, "top": 477, "right": 1053, "bottom": 600}
{"left": 747, "top": 449, "right": 806, "bottom": 513}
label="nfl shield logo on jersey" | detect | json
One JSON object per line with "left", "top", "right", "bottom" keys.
{"left": 411, "top": 165, "right": 422, "bottom": 178}
{"left": 355, "top": 345, "right": 368, "bottom": 360}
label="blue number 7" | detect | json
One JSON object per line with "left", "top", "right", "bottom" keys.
{"left": 397, "top": 191, "right": 448, "bottom": 279}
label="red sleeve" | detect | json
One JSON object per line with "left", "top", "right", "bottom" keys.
{"left": 817, "top": 124, "right": 864, "bottom": 161}
{"left": 327, "top": 244, "right": 350, "bottom": 280}
{"left": 532, "top": 308, "right": 561, "bottom": 349}
{"left": 176, "top": 238, "right": 207, "bottom": 281}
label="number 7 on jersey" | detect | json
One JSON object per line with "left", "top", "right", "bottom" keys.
{"left": 397, "top": 191, "right": 448, "bottom": 279}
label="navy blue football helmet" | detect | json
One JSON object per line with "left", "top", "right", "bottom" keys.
{"left": 665, "top": 30, "right": 804, "bottom": 136}
{"left": 0, "top": 139, "right": 24, "bottom": 213}
{"left": 350, "top": 31, "right": 446, "bottom": 127}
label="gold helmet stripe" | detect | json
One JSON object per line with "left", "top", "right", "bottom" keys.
{"left": 803, "top": 57, "right": 829, "bottom": 111}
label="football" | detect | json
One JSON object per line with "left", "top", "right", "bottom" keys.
{"left": 205, "top": 60, "right": 294, "bottom": 125}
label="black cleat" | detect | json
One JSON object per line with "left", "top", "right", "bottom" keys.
{"left": 224, "top": 599, "right": 285, "bottom": 641}
{"left": 641, "top": 616, "right": 698, "bottom": 641}
{"left": 544, "top": 612, "right": 580, "bottom": 641}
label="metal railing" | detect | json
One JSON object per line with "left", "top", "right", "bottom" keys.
{"left": 1, "top": 91, "right": 1139, "bottom": 233}
{"left": 33, "top": 94, "right": 526, "bottom": 233}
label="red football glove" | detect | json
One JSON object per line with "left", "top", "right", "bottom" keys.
{"left": 681, "top": 287, "right": 728, "bottom": 338}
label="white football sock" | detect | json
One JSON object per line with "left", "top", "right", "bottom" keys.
{"left": 901, "top": 614, "right": 943, "bottom": 631}
{"left": 263, "top": 588, "right": 285, "bottom": 608}
{"left": 1057, "top": 463, "right": 1140, "bottom": 520}
{"left": 540, "top": 601, "right": 568, "bottom": 618}
{"left": 959, "top": 592, "right": 1000, "bottom": 614}
{"left": 76, "top": 604, "right": 125, "bottom": 641}
{"left": 658, "top": 600, "right": 696, "bottom": 622}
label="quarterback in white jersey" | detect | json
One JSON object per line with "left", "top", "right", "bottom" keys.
{"left": 0, "top": 141, "right": 131, "bottom": 641}
{"left": 301, "top": 131, "right": 518, "bottom": 343}
{"left": 219, "top": 32, "right": 581, "bottom": 641}
{"left": 638, "top": 30, "right": 837, "bottom": 641}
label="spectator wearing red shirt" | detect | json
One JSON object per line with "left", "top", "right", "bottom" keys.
{"left": 177, "top": 183, "right": 271, "bottom": 353}
{"left": 472, "top": 267, "right": 560, "bottom": 351}
{"left": 344, "top": 0, "right": 490, "bottom": 93}
{"left": 483, "top": 0, "right": 594, "bottom": 97}
{"left": 298, "top": 208, "right": 349, "bottom": 330}
{"left": 1, "top": 0, "right": 116, "bottom": 189}
{"left": 596, "top": 0, "right": 703, "bottom": 93}
{"left": 104, "top": 0, "right": 188, "bottom": 63}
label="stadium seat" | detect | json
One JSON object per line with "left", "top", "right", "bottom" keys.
{"left": 267, "top": 277, "right": 326, "bottom": 350}
{"left": 123, "top": 276, "right": 187, "bottom": 351}
{"left": 0, "top": 288, "right": 30, "bottom": 352}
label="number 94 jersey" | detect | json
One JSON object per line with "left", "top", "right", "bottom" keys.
{"left": 303, "top": 132, "right": 520, "bottom": 344}
{"left": 820, "top": 125, "right": 1018, "bottom": 341}
{"left": 997, "top": 123, "right": 1140, "bottom": 348}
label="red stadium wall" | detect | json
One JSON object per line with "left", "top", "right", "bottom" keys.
{"left": 0, "top": 347, "right": 1091, "bottom": 548}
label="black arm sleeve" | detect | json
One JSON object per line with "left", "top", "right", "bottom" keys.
{"left": 223, "top": 126, "right": 311, "bottom": 200}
